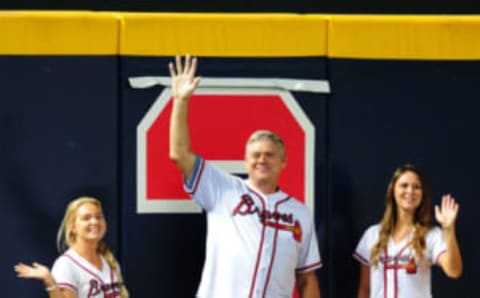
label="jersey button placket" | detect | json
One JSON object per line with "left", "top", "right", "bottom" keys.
{"left": 260, "top": 200, "right": 274, "bottom": 298}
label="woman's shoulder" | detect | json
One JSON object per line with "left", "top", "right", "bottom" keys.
{"left": 52, "top": 249, "right": 76, "bottom": 267}
{"left": 364, "top": 223, "right": 381, "bottom": 235}
{"left": 357, "top": 223, "right": 381, "bottom": 241}
{"left": 51, "top": 249, "right": 78, "bottom": 277}
{"left": 425, "top": 225, "right": 443, "bottom": 239}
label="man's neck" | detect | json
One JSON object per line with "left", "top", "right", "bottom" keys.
{"left": 247, "top": 179, "right": 278, "bottom": 195}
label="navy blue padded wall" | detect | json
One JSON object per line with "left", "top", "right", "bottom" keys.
{"left": 0, "top": 56, "right": 119, "bottom": 297}
{"left": 328, "top": 59, "right": 479, "bottom": 298}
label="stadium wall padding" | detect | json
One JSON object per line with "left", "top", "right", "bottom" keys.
{"left": 1, "top": 12, "right": 478, "bottom": 297}
{"left": 0, "top": 11, "right": 120, "bottom": 297}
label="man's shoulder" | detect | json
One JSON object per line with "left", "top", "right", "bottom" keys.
{"left": 279, "top": 195, "right": 314, "bottom": 217}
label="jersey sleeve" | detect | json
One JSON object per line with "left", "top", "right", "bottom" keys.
{"left": 353, "top": 225, "right": 377, "bottom": 266}
{"left": 51, "top": 255, "right": 79, "bottom": 293}
{"left": 296, "top": 212, "right": 322, "bottom": 272}
{"left": 184, "top": 155, "right": 238, "bottom": 211}
{"left": 427, "top": 226, "right": 447, "bottom": 265}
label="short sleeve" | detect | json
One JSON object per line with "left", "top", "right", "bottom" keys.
{"left": 183, "top": 155, "right": 239, "bottom": 211}
{"left": 353, "top": 225, "right": 378, "bottom": 266}
{"left": 297, "top": 213, "right": 322, "bottom": 272}
{"left": 427, "top": 226, "right": 447, "bottom": 265}
{"left": 51, "top": 255, "right": 79, "bottom": 293}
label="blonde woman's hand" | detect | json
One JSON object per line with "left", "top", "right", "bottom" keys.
{"left": 169, "top": 55, "right": 201, "bottom": 102}
{"left": 14, "top": 262, "right": 51, "bottom": 282}
{"left": 435, "top": 194, "right": 459, "bottom": 230}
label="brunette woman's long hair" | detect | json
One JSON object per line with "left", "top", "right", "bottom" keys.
{"left": 370, "top": 164, "right": 434, "bottom": 267}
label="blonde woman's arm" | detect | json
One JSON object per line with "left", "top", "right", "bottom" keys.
{"left": 14, "top": 262, "right": 77, "bottom": 298}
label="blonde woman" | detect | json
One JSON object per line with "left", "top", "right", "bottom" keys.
{"left": 14, "top": 197, "right": 128, "bottom": 298}
{"left": 353, "top": 164, "right": 462, "bottom": 298}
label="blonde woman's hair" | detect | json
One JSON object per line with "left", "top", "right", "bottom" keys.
{"left": 370, "top": 164, "right": 434, "bottom": 268}
{"left": 246, "top": 130, "right": 286, "bottom": 160}
{"left": 57, "top": 196, "right": 129, "bottom": 298}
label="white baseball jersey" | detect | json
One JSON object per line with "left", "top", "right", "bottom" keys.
{"left": 353, "top": 224, "right": 447, "bottom": 298}
{"left": 185, "top": 156, "right": 322, "bottom": 298}
{"left": 51, "top": 248, "right": 122, "bottom": 298}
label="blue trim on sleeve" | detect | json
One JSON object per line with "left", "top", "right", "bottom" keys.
{"left": 184, "top": 155, "right": 202, "bottom": 192}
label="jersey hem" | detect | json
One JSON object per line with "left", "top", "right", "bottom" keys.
{"left": 296, "top": 261, "right": 323, "bottom": 272}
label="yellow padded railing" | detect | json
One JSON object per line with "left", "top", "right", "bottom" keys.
{"left": 0, "top": 11, "right": 119, "bottom": 55}
{"left": 327, "top": 15, "right": 480, "bottom": 60}
{"left": 1, "top": 11, "right": 479, "bottom": 60}
{"left": 119, "top": 13, "right": 328, "bottom": 57}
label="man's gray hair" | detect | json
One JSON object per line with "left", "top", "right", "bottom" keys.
{"left": 245, "top": 130, "right": 286, "bottom": 159}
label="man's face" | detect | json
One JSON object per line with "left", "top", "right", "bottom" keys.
{"left": 245, "top": 139, "right": 286, "bottom": 188}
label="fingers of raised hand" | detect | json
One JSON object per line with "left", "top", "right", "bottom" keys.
{"left": 189, "top": 56, "right": 198, "bottom": 78}
{"left": 170, "top": 55, "right": 197, "bottom": 77}
{"left": 175, "top": 55, "right": 183, "bottom": 75}
{"left": 184, "top": 54, "right": 192, "bottom": 75}
{"left": 436, "top": 194, "right": 459, "bottom": 229}
{"left": 192, "top": 77, "right": 201, "bottom": 89}
{"left": 169, "top": 62, "right": 176, "bottom": 77}
{"left": 434, "top": 204, "right": 448, "bottom": 225}
{"left": 442, "top": 194, "right": 459, "bottom": 214}
{"left": 434, "top": 205, "right": 440, "bottom": 218}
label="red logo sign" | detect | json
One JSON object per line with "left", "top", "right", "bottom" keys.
{"left": 137, "top": 88, "right": 314, "bottom": 213}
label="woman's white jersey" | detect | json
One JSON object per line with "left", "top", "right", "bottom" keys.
{"left": 354, "top": 224, "right": 447, "bottom": 298}
{"left": 51, "top": 248, "right": 122, "bottom": 298}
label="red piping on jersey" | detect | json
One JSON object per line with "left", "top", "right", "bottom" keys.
{"left": 297, "top": 261, "right": 323, "bottom": 272}
{"left": 190, "top": 158, "right": 205, "bottom": 195}
{"left": 353, "top": 252, "right": 370, "bottom": 265}
{"left": 57, "top": 282, "right": 78, "bottom": 292}
{"left": 263, "top": 224, "right": 280, "bottom": 298}
{"left": 435, "top": 249, "right": 447, "bottom": 264}
{"left": 383, "top": 241, "right": 413, "bottom": 298}
{"left": 262, "top": 195, "right": 291, "bottom": 298}
{"left": 248, "top": 187, "right": 267, "bottom": 298}
{"left": 383, "top": 253, "right": 388, "bottom": 298}
{"left": 63, "top": 253, "right": 106, "bottom": 285}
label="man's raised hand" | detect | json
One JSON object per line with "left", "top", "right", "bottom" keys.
{"left": 169, "top": 55, "right": 201, "bottom": 101}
